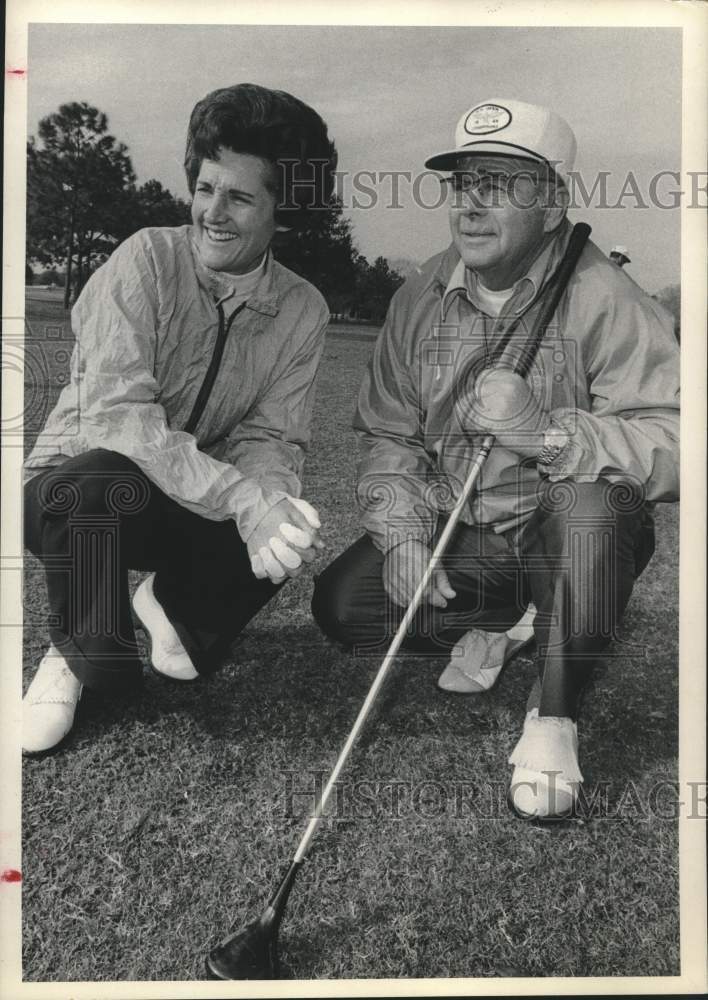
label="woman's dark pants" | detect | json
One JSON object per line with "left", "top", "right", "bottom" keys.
{"left": 24, "top": 449, "right": 280, "bottom": 694}
{"left": 312, "top": 479, "right": 655, "bottom": 720}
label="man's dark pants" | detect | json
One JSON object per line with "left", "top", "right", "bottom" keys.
{"left": 312, "top": 479, "right": 655, "bottom": 720}
{"left": 24, "top": 449, "right": 280, "bottom": 694}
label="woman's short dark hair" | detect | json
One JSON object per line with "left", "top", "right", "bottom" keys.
{"left": 184, "top": 83, "right": 337, "bottom": 228}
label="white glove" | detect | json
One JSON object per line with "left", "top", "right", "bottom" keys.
{"left": 247, "top": 496, "right": 323, "bottom": 584}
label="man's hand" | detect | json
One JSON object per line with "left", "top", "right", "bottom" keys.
{"left": 382, "top": 539, "right": 456, "bottom": 609}
{"left": 468, "top": 367, "right": 550, "bottom": 457}
{"left": 247, "top": 496, "right": 324, "bottom": 584}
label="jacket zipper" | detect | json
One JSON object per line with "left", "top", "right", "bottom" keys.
{"left": 183, "top": 300, "right": 247, "bottom": 435}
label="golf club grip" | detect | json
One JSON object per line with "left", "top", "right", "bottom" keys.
{"left": 511, "top": 222, "right": 591, "bottom": 378}
{"left": 292, "top": 222, "right": 592, "bottom": 864}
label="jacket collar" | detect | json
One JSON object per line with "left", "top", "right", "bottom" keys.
{"left": 432, "top": 218, "right": 573, "bottom": 320}
{"left": 189, "top": 229, "right": 281, "bottom": 317}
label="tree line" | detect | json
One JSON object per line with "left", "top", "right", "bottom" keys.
{"left": 26, "top": 102, "right": 405, "bottom": 321}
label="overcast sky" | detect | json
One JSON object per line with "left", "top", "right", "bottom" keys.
{"left": 27, "top": 23, "right": 681, "bottom": 293}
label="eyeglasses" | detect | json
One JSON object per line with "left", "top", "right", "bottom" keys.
{"left": 441, "top": 170, "right": 542, "bottom": 207}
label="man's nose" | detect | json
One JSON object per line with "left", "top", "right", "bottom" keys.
{"left": 456, "top": 194, "right": 486, "bottom": 215}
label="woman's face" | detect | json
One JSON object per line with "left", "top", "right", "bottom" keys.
{"left": 191, "top": 148, "right": 278, "bottom": 274}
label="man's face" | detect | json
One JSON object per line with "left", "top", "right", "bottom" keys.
{"left": 447, "top": 156, "right": 559, "bottom": 290}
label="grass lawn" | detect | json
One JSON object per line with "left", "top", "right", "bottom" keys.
{"left": 21, "top": 294, "right": 680, "bottom": 982}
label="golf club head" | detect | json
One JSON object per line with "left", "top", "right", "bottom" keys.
{"left": 205, "top": 861, "right": 302, "bottom": 980}
{"left": 205, "top": 908, "right": 280, "bottom": 980}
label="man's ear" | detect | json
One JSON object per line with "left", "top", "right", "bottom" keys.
{"left": 542, "top": 180, "right": 569, "bottom": 233}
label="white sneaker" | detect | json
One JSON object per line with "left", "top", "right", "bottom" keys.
{"left": 23, "top": 648, "right": 83, "bottom": 756}
{"left": 508, "top": 708, "right": 583, "bottom": 819}
{"left": 438, "top": 605, "right": 536, "bottom": 694}
{"left": 132, "top": 574, "right": 199, "bottom": 681}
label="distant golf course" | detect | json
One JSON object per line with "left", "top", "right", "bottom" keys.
{"left": 21, "top": 290, "right": 680, "bottom": 981}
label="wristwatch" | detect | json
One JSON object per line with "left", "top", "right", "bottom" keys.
{"left": 537, "top": 421, "right": 570, "bottom": 466}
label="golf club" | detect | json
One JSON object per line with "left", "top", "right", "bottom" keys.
{"left": 205, "top": 221, "right": 592, "bottom": 981}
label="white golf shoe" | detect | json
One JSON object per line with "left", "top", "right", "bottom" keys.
{"left": 23, "top": 647, "right": 83, "bottom": 756}
{"left": 438, "top": 630, "right": 530, "bottom": 693}
{"left": 132, "top": 574, "right": 199, "bottom": 682}
{"left": 508, "top": 708, "right": 583, "bottom": 819}
{"left": 438, "top": 605, "right": 536, "bottom": 694}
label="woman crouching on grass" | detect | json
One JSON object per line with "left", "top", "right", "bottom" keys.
{"left": 23, "top": 83, "right": 337, "bottom": 755}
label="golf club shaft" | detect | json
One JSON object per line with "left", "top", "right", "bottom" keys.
{"left": 292, "top": 434, "right": 494, "bottom": 862}
{"left": 292, "top": 221, "right": 591, "bottom": 865}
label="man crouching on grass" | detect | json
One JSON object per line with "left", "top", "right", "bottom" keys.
{"left": 312, "top": 99, "right": 679, "bottom": 820}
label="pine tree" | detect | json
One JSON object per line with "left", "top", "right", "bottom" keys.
{"left": 27, "top": 102, "right": 136, "bottom": 308}
{"left": 273, "top": 198, "right": 361, "bottom": 313}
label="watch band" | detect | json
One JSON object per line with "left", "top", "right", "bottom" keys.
{"left": 537, "top": 422, "right": 570, "bottom": 466}
{"left": 537, "top": 441, "right": 565, "bottom": 466}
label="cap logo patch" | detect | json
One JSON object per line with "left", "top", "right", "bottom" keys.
{"left": 464, "top": 104, "right": 512, "bottom": 135}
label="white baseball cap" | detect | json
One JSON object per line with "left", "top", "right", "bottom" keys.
{"left": 610, "top": 245, "right": 631, "bottom": 260}
{"left": 425, "top": 99, "right": 577, "bottom": 186}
